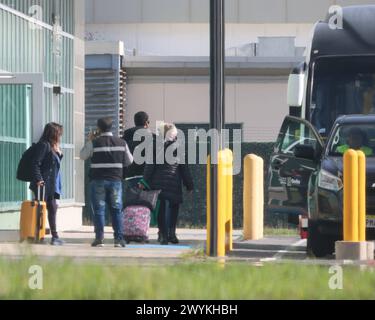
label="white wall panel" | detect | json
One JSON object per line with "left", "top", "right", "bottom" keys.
{"left": 142, "top": 0, "right": 190, "bottom": 22}
{"left": 126, "top": 78, "right": 289, "bottom": 142}
{"left": 87, "top": 0, "right": 375, "bottom": 24}
{"left": 286, "top": 0, "right": 332, "bottom": 23}
{"left": 225, "top": 82, "right": 237, "bottom": 123}
{"left": 225, "top": 24, "right": 264, "bottom": 49}
{"left": 137, "top": 24, "right": 171, "bottom": 55}
{"left": 164, "top": 82, "right": 209, "bottom": 123}
{"left": 236, "top": 81, "right": 288, "bottom": 142}
{"left": 126, "top": 82, "right": 165, "bottom": 130}
{"left": 190, "top": 0, "right": 209, "bottom": 22}
{"left": 238, "top": 0, "right": 286, "bottom": 23}
{"left": 86, "top": 23, "right": 314, "bottom": 56}
{"left": 93, "top": 0, "right": 142, "bottom": 23}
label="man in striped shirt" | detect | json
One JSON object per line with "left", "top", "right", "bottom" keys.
{"left": 80, "top": 117, "right": 133, "bottom": 248}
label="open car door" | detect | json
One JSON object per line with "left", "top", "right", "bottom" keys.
{"left": 267, "top": 116, "right": 324, "bottom": 224}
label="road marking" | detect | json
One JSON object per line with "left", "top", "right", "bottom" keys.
{"left": 260, "top": 258, "right": 277, "bottom": 262}
{"left": 272, "top": 239, "right": 307, "bottom": 260}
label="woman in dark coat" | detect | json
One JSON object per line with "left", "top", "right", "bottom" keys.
{"left": 30, "top": 123, "right": 64, "bottom": 246}
{"left": 143, "top": 123, "right": 194, "bottom": 245}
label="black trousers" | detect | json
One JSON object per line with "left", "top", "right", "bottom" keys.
{"left": 33, "top": 192, "right": 59, "bottom": 238}
{"left": 46, "top": 198, "right": 59, "bottom": 239}
{"left": 158, "top": 199, "right": 180, "bottom": 237}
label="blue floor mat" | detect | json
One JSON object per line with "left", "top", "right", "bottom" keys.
{"left": 126, "top": 244, "right": 192, "bottom": 250}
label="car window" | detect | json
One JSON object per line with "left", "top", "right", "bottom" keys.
{"left": 278, "top": 119, "right": 319, "bottom": 155}
{"left": 328, "top": 124, "right": 375, "bottom": 157}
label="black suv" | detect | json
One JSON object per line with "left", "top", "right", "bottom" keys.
{"left": 267, "top": 115, "right": 375, "bottom": 257}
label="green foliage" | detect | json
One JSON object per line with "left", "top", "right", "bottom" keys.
{"left": 264, "top": 227, "right": 299, "bottom": 236}
{"left": 179, "top": 142, "right": 275, "bottom": 228}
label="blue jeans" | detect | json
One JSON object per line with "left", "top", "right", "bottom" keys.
{"left": 90, "top": 180, "right": 123, "bottom": 241}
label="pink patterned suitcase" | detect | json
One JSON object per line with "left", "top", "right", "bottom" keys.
{"left": 123, "top": 206, "right": 151, "bottom": 243}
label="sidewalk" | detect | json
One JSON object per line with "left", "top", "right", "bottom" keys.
{"left": 2, "top": 227, "right": 373, "bottom": 266}
{"left": 0, "top": 227, "right": 242, "bottom": 264}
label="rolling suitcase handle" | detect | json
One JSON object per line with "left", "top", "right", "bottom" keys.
{"left": 35, "top": 185, "right": 45, "bottom": 242}
{"left": 37, "top": 185, "right": 46, "bottom": 202}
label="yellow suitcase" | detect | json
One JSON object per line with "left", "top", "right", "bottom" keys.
{"left": 19, "top": 187, "right": 47, "bottom": 242}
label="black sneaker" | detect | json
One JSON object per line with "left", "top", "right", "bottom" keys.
{"left": 91, "top": 239, "right": 104, "bottom": 247}
{"left": 168, "top": 234, "right": 179, "bottom": 244}
{"left": 51, "top": 238, "right": 64, "bottom": 246}
{"left": 159, "top": 235, "right": 169, "bottom": 245}
{"left": 114, "top": 239, "right": 126, "bottom": 248}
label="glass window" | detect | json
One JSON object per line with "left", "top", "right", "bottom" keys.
{"left": 278, "top": 119, "right": 319, "bottom": 155}
{"left": 0, "top": 84, "right": 31, "bottom": 208}
{"left": 311, "top": 57, "right": 375, "bottom": 135}
{"left": 328, "top": 124, "right": 375, "bottom": 157}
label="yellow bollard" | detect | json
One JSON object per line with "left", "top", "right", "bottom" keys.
{"left": 258, "top": 156, "right": 264, "bottom": 239}
{"left": 225, "top": 150, "right": 233, "bottom": 252}
{"left": 343, "top": 149, "right": 359, "bottom": 242}
{"left": 357, "top": 150, "right": 366, "bottom": 242}
{"left": 337, "top": 149, "right": 370, "bottom": 260}
{"left": 206, "top": 150, "right": 233, "bottom": 257}
{"left": 217, "top": 149, "right": 234, "bottom": 256}
{"left": 206, "top": 155, "right": 211, "bottom": 255}
{"left": 217, "top": 150, "right": 226, "bottom": 257}
{"left": 243, "top": 155, "right": 251, "bottom": 239}
{"left": 243, "top": 154, "right": 264, "bottom": 240}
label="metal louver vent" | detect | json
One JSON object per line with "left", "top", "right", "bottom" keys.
{"left": 119, "top": 67, "right": 127, "bottom": 137}
{"left": 85, "top": 67, "right": 126, "bottom": 137}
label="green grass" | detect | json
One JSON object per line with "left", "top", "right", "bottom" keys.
{"left": 235, "top": 226, "right": 299, "bottom": 239}
{"left": 1, "top": 257, "right": 375, "bottom": 299}
{"left": 180, "top": 246, "right": 206, "bottom": 260}
{"left": 264, "top": 227, "right": 299, "bottom": 236}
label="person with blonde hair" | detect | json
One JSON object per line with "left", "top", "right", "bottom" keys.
{"left": 143, "top": 123, "right": 193, "bottom": 245}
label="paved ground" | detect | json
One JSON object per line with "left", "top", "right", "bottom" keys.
{"left": 231, "top": 237, "right": 307, "bottom": 261}
{"left": 1, "top": 227, "right": 373, "bottom": 266}
{"left": 0, "top": 227, "right": 213, "bottom": 264}
{"left": 0, "top": 226, "right": 305, "bottom": 264}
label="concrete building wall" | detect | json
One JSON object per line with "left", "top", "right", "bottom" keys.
{"left": 85, "top": 0, "right": 375, "bottom": 56}
{"left": 86, "top": 23, "right": 313, "bottom": 56}
{"left": 86, "top": 0, "right": 375, "bottom": 24}
{"left": 85, "top": 0, "right": 375, "bottom": 144}
{"left": 126, "top": 77, "right": 288, "bottom": 142}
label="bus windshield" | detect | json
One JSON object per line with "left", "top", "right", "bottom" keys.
{"left": 310, "top": 57, "right": 375, "bottom": 136}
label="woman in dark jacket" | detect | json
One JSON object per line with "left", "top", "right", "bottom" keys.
{"left": 143, "top": 123, "right": 194, "bottom": 245}
{"left": 30, "top": 123, "right": 64, "bottom": 246}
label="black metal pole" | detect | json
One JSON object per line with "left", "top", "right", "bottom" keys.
{"left": 209, "top": 0, "right": 225, "bottom": 257}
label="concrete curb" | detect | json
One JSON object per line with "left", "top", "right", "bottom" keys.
{"left": 335, "top": 241, "right": 375, "bottom": 261}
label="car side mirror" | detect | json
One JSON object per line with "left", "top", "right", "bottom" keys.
{"left": 294, "top": 144, "right": 318, "bottom": 160}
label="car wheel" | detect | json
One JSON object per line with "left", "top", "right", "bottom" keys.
{"left": 307, "top": 220, "right": 335, "bottom": 258}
